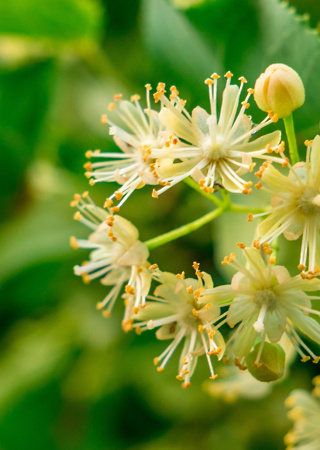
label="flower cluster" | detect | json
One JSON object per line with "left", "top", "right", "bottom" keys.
{"left": 285, "top": 377, "right": 320, "bottom": 449}
{"left": 84, "top": 72, "right": 283, "bottom": 209}
{"left": 71, "top": 65, "right": 320, "bottom": 394}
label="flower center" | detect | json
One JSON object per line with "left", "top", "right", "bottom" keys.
{"left": 202, "top": 134, "right": 229, "bottom": 161}
{"left": 254, "top": 288, "right": 278, "bottom": 311}
{"left": 297, "top": 189, "right": 320, "bottom": 216}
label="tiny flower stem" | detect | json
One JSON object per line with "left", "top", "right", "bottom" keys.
{"left": 184, "top": 178, "right": 223, "bottom": 207}
{"left": 283, "top": 114, "right": 300, "bottom": 165}
{"left": 184, "top": 178, "right": 267, "bottom": 214}
{"left": 145, "top": 207, "right": 225, "bottom": 250}
{"left": 229, "top": 204, "right": 267, "bottom": 214}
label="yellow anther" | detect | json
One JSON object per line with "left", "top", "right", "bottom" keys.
{"left": 85, "top": 150, "right": 92, "bottom": 158}
{"left": 108, "top": 102, "right": 116, "bottom": 111}
{"left": 247, "top": 88, "right": 254, "bottom": 94}
{"left": 205, "top": 78, "right": 214, "bottom": 85}
{"left": 224, "top": 71, "right": 233, "bottom": 78}
{"left": 73, "top": 211, "right": 82, "bottom": 221}
{"left": 153, "top": 357, "right": 159, "bottom": 366}
{"left": 130, "top": 94, "right": 140, "bottom": 102}
{"left": 301, "top": 356, "right": 311, "bottom": 362}
{"left": 82, "top": 273, "right": 90, "bottom": 284}
{"left": 238, "top": 76, "right": 247, "bottom": 83}
{"left": 70, "top": 236, "right": 78, "bottom": 249}
{"left": 176, "top": 271, "right": 185, "bottom": 279}
{"left": 236, "top": 242, "right": 246, "bottom": 249}
{"left": 241, "top": 101, "right": 250, "bottom": 109}
{"left": 247, "top": 214, "right": 253, "bottom": 222}
{"left": 157, "top": 367, "right": 165, "bottom": 372}
{"left": 101, "top": 114, "right": 108, "bottom": 124}
{"left": 209, "top": 374, "right": 218, "bottom": 380}
{"left": 156, "top": 82, "right": 166, "bottom": 91}
{"left": 186, "top": 286, "right": 194, "bottom": 294}
{"left": 255, "top": 181, "right": 263, "bottom": 189}
{"left": 211, "top": 73, "right": 220, "bottom": 79}
{"left": 269, "top": 256, "right": 276, "bottom": 265}
{"left": 253, "top": 240, "right": 260, "bottom": 249}
{"left": 102, "top": 311, "right": 111, "bottom": 318}
{"left": 122, "top": 319, "right": 133, "bottom": 332}
{"left": 125, "top": 285, "right": 135, "bottom": 295}
{"left": 104, "top": 198, "right": 113, "bottom": 208}
{"left": 145, "top": 83, "right": 152, "bottom": 90}
{"left": 113, "top": 93, "right": 122, "bottom": 101}
{"left": 198, "top": 325, "right": 204, "bottom": 333}
{"left": 115, "top": 191, "right": 123, "bottom": 201}
{"left": 149, "top": 264, "right": 159, "bottom": 271}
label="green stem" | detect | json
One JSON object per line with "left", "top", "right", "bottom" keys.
{"left": 183, "top": 178, "right": 223, "bottom": 207}
{"left": 145, "top": 207, "right": 225, "bottom": 250}
{"left": 230, "top": 204, "right": 267, "bottom": 214}
{"left": 283, "top": 114, "right": 299, "bottom": 165}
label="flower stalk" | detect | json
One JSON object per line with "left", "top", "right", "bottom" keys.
{"left": 283, "top": 114, "right": 300, "bottom": 165}
{"left": 145, "top": 206, "right": 225, "bottom": 250}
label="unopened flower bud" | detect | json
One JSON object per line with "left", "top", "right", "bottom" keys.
{"left": 254, "top": 64, "right": 305, "bottom": 118}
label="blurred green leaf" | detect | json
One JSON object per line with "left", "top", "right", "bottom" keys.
{"left": 0, "top": 198, "right": 74, "bottom": 285}
{"left": 242, "top": 0, "right": 320, "bottom": 134}
{"left": 141, "top": 0, "right": 223, "bottom": 84}
{"left": 0, "top": 0, "right": 103, "bottom": 43}
{"left": 185, "top": 0, "right": 259, "bottom": 73}
{"left": 0, "top": 60, "right": 56, "bottom": 217}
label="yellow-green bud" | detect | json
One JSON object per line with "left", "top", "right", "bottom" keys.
{"left": 254, "top": 63, "right": 305, "bottom": 118}
{"left": 246, "top": 342, "right": 285, "bottom": 382}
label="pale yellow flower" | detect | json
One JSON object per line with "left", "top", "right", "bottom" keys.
{"left": 253, "top": 136, "right": 320, "bottom": 274}
{"left": 151, "top": 72, "right": 282, "bottom": 196}
{"left": 202, "top": 244, "right": 320, "bottom": 369}
{"left": 70, "top": 192, "right": 151, "bottom": 320}
{"left": 285, "top": 377, "right": 320, "bottom": 449}
{"left": 131, "top": 265, "right": 225, "bottom": 387}
{"left": 84, "top": 89, "right": 178, "bottom": 207}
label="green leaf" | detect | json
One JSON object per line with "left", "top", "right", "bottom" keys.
{"left": 0, "top": 196, "right": 75, "bottom": 285}
{"left": 141, "top": 0, "right": 223, "bottom": 84}
{"left": 185, "top": 0, "right": 259, "bottom": 74}
{"left": 0, "top": 0, "right": 103, "bottom": 43}
{"left": 0, "top": 60, "right": 56, "bottom": 217}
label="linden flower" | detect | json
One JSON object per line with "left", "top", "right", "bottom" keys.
{"left": 84, "top": 88, "right": 179, "bottom": 208}
{"left": 151, "top": 72, "right": 282, "bottom": 197}
{"left": 285, "top": 377, "right": 320, "bottom": 449}
{"left": 253, "top": 136, "right": 320, "bottom": 275}
{"left": 70, "top": 192, "right": 151, "bottom": 320}
{"left": 201, "top": 244, "right": 320, "bottom": 370}
{"left": 131, "top": 265, "right": 225, "bottom": 388}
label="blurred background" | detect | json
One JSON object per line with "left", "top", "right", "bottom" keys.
{"left": 1, "top": 0, "right": 320, "bottom": 449}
